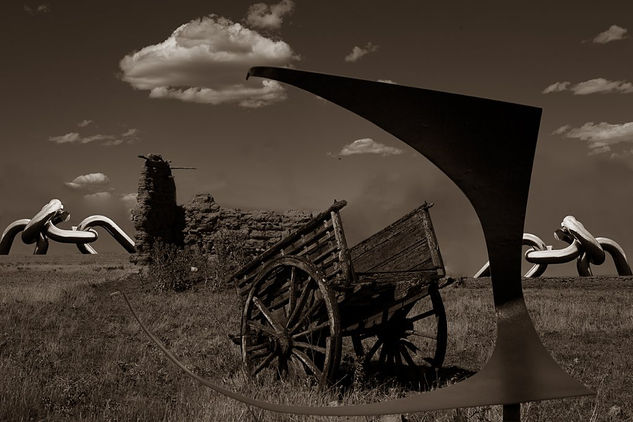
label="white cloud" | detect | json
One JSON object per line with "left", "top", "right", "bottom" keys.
{"left": 552, "top": 125, "right": 571, "bottom": 135}
{"left": 65, "top": 173, "right": 111, "bottom": 191}
{"left": 344, "top": 42, "right": 379, "bottom": 62}
{"left": 246, "top": 0, "right": 294, "bottom": 30}
{"left": 24, "top": 4, "right": 50, "bottom": 15}
{"left": 543, "top": 78, "right": 633, "bottom": 95}
{"left": 49, "top": 132, "right": 81, "bottom": 144}
{"left": 377, "top": 79, "right": 396, "bottom": 84}
{"left": 83, "top": 192, "right": 112, "bottom": 201}
{"left": 120, "top": 193, "right": 138, "bottom": 209}
{"left": 77, "top": 119, "right": 93, "bottom": 127}
{"left": 149, "top": 80, "right": 286, "bottom": 107}
{"left": 49, "top": 128, "right": 139, "bottom": 146}
{"left": 338, "top": 138, "right": 403, "bottom": 157}
{"left": 555, "top": 121, "right": 633, "bottom": 157}
{"left": 542, "top": 81, "right": 570, "bottom": 93}
{"left": 119, "top": 15, "right": 298, "bottom": 107}
{"left": 572, "top": 78, "right": 633, "bottom": 95}
{"left": 593, "top": 25, "right": 628, "bottom": 44}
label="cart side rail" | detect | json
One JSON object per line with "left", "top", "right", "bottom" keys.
{"left": 232, "top": 200, "right": 352, "bottom": 300}
{"left": 349, "top": 202, "right": 445, "bottom": 278}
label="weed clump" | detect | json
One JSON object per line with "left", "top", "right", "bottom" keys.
{"left": 143, "top": 232, "right": 251, "bottom": 292}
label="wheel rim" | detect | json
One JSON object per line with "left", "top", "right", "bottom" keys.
{"left": 241, "top": 256, "right": 341, "bottom": 386}
{"left": 352, "top": 283, "right": 446, "bottom": 379}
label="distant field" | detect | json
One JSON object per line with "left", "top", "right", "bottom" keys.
{"left": 1, "top": 256, "right": 631, "bottom": 421}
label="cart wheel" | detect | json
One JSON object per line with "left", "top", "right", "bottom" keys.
{"left": 352, "top": 282, "right": 447, "bottom": 376}
{"left": 241, "top": 256, "right": 341, "bottom": 386}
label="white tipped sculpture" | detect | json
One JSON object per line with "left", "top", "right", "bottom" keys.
{"left": 475, "top": 216, "right": 631, "bottom": 277}
{"left": 0, "top": 199, "right": 135, "bottom": 255}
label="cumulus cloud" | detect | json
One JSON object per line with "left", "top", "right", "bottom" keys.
{"left": 246, "top": 0, "right": 294, "bottom": 30}
{"left": 543, "top": 78, "right": 633, "bottom": 95}
{"left": 65, "top": 173, "right": 111, "bottom": 191}
{"left": 77, "top": 119, "right": 93, "bottom": 127}
{"left": 344, "top": 42, "right": 379, "bottom": 62}
{"left": 24, "top": 4, "right": 50, "bottom": 15}
{"left": 48, "top": 128, "right": 140, "bottom": 146}
{"left": 337, "top": 138, "right": 403, "bottom": 157}
{"left": 119, "top": 15, "right": 298, "bottom": 107}
{"left": 593, "top": 25, "right": 628, "bottom": 44}
{"left": 554, "top": 121, "right": 633, "bottom": 157}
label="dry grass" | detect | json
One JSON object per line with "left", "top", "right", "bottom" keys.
{"left": 1, "top": 257, "right": 631, "bottom": 421}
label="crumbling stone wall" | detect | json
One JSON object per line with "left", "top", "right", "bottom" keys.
{"left": 183, "top": 193, "right": 312, "bottom": 260}
{"left": 131, "top": 154, "right": 184, "bottom": 264}
{"left": 130, "top": 155, "right": 313, "bottom": 265}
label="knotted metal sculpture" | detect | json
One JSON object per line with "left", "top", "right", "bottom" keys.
{"left": 475, "top": 216, "right": 631, "bottom": 278}
{"left": 0, "top": 199, "right": 136, "bottom": 255}
{"left": 118, "top": 67, "right": 593, "bottom": 421}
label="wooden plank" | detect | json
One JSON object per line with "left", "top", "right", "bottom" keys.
{"left": 350, "top": 204, "right": 428, "bottom": 257}
{"left": 421, "top": 206, "right": 445, "bottom": 278}
{"left": 351, "top": 231, "right": 431, "bottom": 273}
{"left": 350, "top": 204, "right": 436, "bottom": 273}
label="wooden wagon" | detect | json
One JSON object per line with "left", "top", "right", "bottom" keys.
{"left": 231, "top": 200, "right": 447, "bottom": 386}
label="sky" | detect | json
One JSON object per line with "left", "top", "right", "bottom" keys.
{"left": 1, "top": 0, "right": 632, "bottom": 276}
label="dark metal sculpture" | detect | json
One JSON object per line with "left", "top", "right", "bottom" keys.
{"left": 120, "top": 67, "right": 592, "bottom": 420}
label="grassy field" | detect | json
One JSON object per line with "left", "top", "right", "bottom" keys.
{"left": 1, "top": 255, "right": 632, "bottom": 421}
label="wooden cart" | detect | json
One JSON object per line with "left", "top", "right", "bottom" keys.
{"left": 231, "top": 200, "right": 447, "bottom": 386}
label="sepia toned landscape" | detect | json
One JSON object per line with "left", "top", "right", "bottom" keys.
{"left": 2, "top": 255, "right": 631, "bottom": 421}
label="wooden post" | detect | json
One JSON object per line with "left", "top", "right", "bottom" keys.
{"left": 503, "top": 404, "right": 521, "bottom": 421}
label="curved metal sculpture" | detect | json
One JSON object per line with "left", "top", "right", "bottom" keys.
{"left": 0, "top": 199, "right": 135, "bottom": 255}
{"left": 120, "top": 67, "right": 593, "bottom": 419}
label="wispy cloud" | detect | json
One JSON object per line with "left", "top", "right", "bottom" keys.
{"left": 120, "top": 15, "right": 299, "bottom": 108}
{"left": 335, "top": 138, "right": 403, "bottom": 157}
{"left": 83, "top": 192, "right": 113, "bottom": 201}
{"left": 593, "top": 25, "right": 628, "bottom": 44}
{"left": 246, "top": 0, "right": 294, "bottom": 30}
{"left": 24, "top": 3, "right": 50, "bottom": 15}
{"left": 554, "top": 121, "right": 633, "bottom": 157}
{"left": 65, "top": 173, "right": 111, "bottom": 191}
{"left": 344, "top": 42, "right": 379, "bottom": 63}
{"left": 377, "top": 79, "right": 396, "bottom": 84}
{"left": 49, "top": 127, "right": 139, "bottom": 146}
{"left": 543, "top": 78, "right": 633, "bottom": 95}
{"left": 77, "top": 119, "right": 93, "bottom": 128}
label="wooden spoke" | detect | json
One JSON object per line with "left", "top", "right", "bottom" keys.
{"left": 293, "top": 341, "right": 326, "bottom": 354}
{"left": 401, "top": 339, "right": 420, "bottom": 353}
{"left": 405, "top": 329, "right": 438, "bottom": 340}
{"left": 288, "top": 266, "right": 296, "bottom": 313}
{"left": 292, "top": 320, "right": 329, "bottom": 339}
{"left": 378, "top": 343, "right": 388, "bottom": 365}
{"left": 246, "top": 342, "right": 269, "bottom": 353}
{"left": 400, "top": 345, "right": 417, "bottom": 368}
{"left": 365, "top": 337, "right": 383, "bottom": 361}
{"left": 287, "top": 278, "right": 313, "bottom": 327}
{"left": 288, "top": 295, "right": 324, "bottom": 332}
{"left": 247, "top": 320, "right": 277, "bottom": 338}
{"left": 409, "top": 308, "right": 435, "bottom": 323}
{"left": 292, "top": 349, "right": 322, "bottom": 379}
{"left": 394, "top": 348, "right": 403, "bottom": 367}
{"left": 252, "top": 352, "right": 277, "bottom": 376}
{"left": 252, "top": 297, "right": 283, "bottom": 332}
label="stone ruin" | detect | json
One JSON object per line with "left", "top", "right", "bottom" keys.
{"left": 131, "top": 154, "right": 312, "bottom": 265}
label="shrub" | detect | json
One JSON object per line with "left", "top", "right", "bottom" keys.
{"left": 145, "top": 240, "right": 212, "bottom": 291}
{"left": 208, "top": 229, "right": 251, "bottom": 286}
